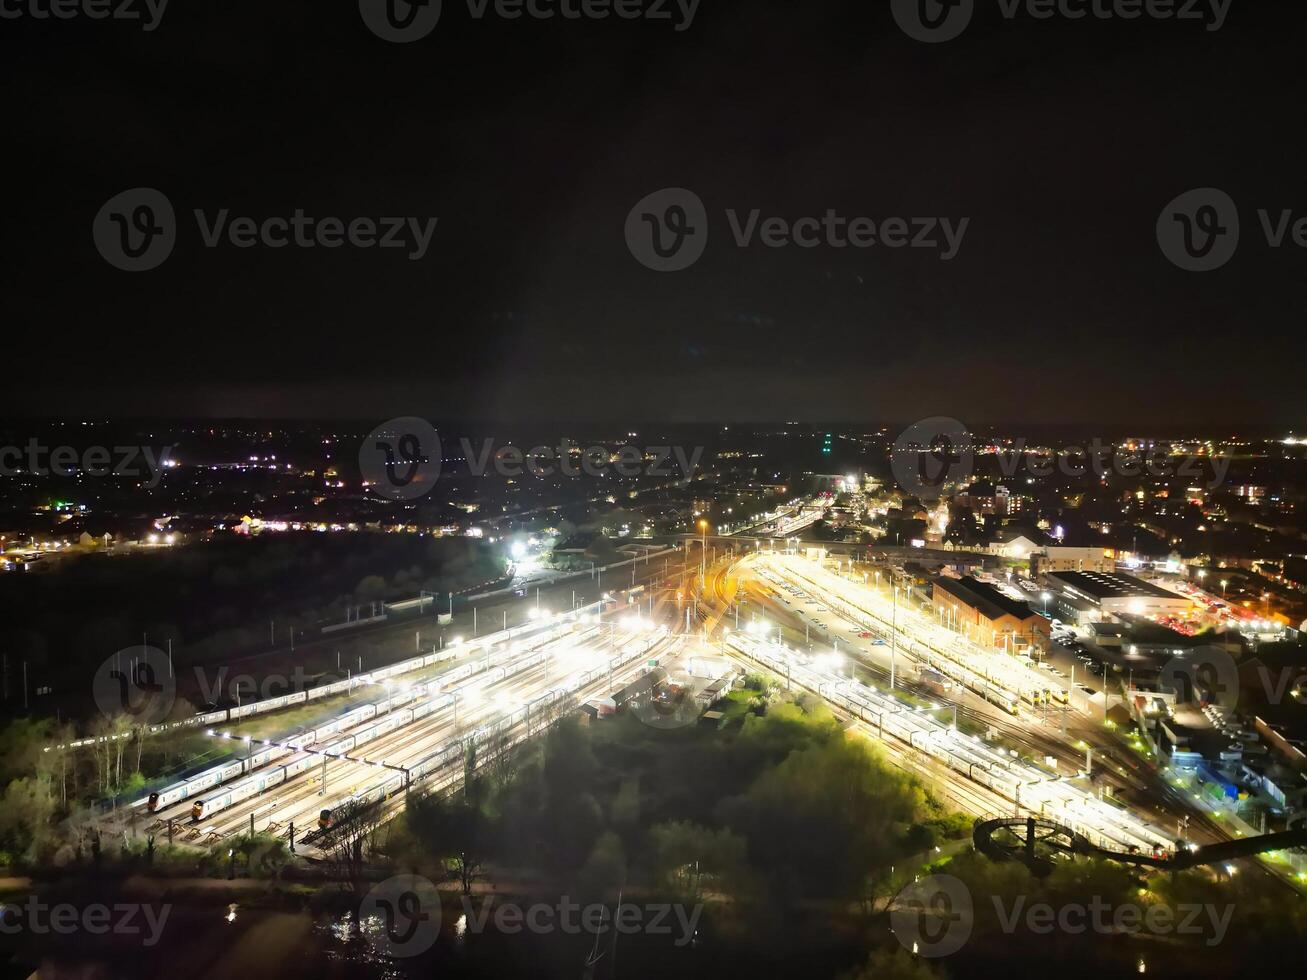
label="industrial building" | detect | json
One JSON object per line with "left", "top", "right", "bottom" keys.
{"left": 1041, "top": 570, "right": 1191, "bottom": 624}
{"left": 932, "top": 576, "right": 1051, "bottom": 651}
{"left": 1030, "top": 546, "right": 1117, "bottom": 576}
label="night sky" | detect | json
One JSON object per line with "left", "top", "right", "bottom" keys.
{"left": 2, "top": 0, "right": 1304, "bottom": 427}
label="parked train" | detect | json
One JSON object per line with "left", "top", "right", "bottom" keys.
{"left": 147, "top": 624, "right": 586, "bottom": 814}
{"left": 188, "top": 650, "right": 562, "bottom": 822}
{"left": 316, "top": 632, "right": 665, "bottom": 831}
{"left": 727, "top": 633, "right": 1168, "bottom": 856}
{"left": 757, "top": 562, "right": 1064, "bottom": 715}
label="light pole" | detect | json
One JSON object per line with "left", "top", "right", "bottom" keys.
{"left": 890, "top": 585, "right": 897, "bottom": 691}
{"left": 698, "top": 520, "right": 709, "bottom": 587}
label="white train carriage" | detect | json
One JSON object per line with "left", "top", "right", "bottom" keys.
{"left": 147, "top": 746, "right": 289, "bottom": 812}
{"left": 191, "top": 751, "right": 320, "bottom": 821}
{"left": 318, "top": 771, "right": 407, "bottom": 829}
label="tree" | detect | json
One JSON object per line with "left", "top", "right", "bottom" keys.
{"left": 722, "top": 734, "right": 923, "bottom": 901}
{"left": 841, "top": 948, "right": 942, "bottom": 980}
{"left": 355, "top": 574, "right": 389, "bottom": 600}
{"left": 485, "top": 734, "right": 519, "bottom": 797}
{"left": 578, "top": 830, "right": 627, "bottom": 899}
{"left": 649, "top": 821, "right": 749, "bottom": 902}
{"left": 406, "top": 784, "right": 492, "bottom": 895}
{"left": 610, "top": 777, "right": 640, "bottom": 830}
{"left": 323, "top": 797, "right": 388, "bottom": 898}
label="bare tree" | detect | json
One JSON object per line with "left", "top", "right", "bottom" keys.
{"left": 486, "top": 734, "right": 519, "bottom": 795}
{"left": 322, "top": 797, "right": 387, "bottom": 898}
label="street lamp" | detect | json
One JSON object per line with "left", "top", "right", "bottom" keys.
{"left": 1041, "top": 591, "right": 1051, "bottom": 616}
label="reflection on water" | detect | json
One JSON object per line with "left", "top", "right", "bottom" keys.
{"left": 319, "top": 910, "right": 411, "bottom": 980}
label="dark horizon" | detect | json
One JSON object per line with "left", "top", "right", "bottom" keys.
{"left": 0, "top": 415, "right": 1302, "bottom": 441}
{"left": 4, "top": 0, "right": 1307, "bottom": 426}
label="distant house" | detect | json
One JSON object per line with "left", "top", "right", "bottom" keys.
{"left": 985, "top": 533, "right": 1041, "bottom": 560}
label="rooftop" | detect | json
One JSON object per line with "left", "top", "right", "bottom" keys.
{"left": 1046, "top": 570, "right": 1185, "bottom": 603}
{"left": 934, "top": 575, "right": 1041, "bottom": 623}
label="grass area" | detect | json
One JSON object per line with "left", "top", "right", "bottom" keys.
{"left": 182, "top": 655, "right": 476, "bottom": 752}
{"left": 716, "top": 688, "right": 764, "bottom": 726}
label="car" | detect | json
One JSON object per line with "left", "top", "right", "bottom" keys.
{"left": 871, "top": 639, "right": 888, "bottom": 646}
{"left": 858, "top": 631, "right": 874, "bottom": 638}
